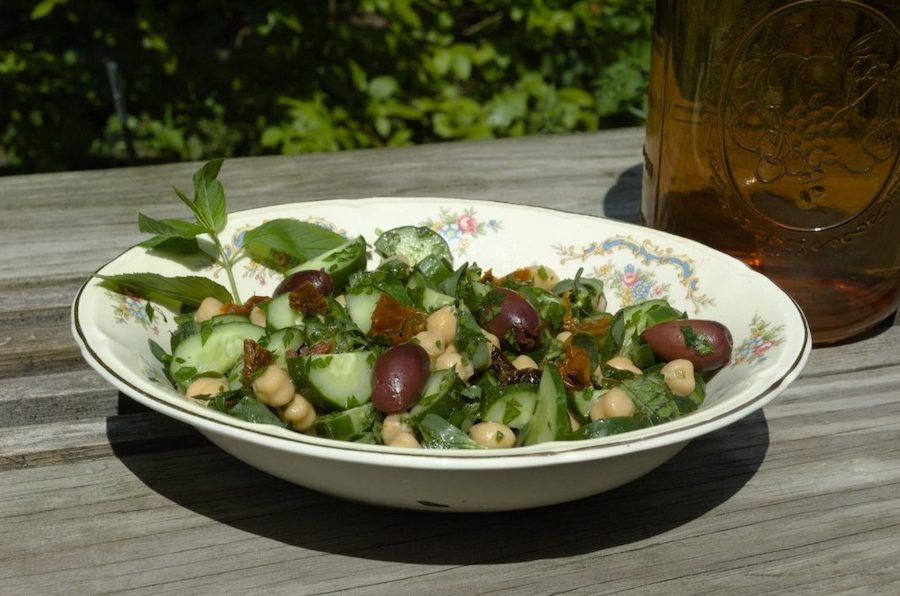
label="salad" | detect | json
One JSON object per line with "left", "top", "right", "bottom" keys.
{"left": 99, "top": 160, "right": 733, "bottom": 450}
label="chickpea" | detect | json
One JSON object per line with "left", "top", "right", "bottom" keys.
{"left": 281, "top": 393, "right": 316, "bottom": 431}
{"left": 528, "top": 265, "right": 560, "bottom": 291}
{"left": 589, "top": 387, "right": 635, "bottom": 421}
{"left": 434, "top": 349, "right": 475, "bottom": 381}
{"left": 387, "top": 431, "right": 421, "bottom": 449}
{"left": 252, "top": 365, "right": 295, "bottom": 407}
{"left": 185, "top": 376, "right": 227, "bottom": 399}
{"left": 468, "top": 421, "right": 516, "bottom": 448}
{"left": 511, "top": 354, "right": 539, "bottom": 370}
{"left": 606, "top": 356, "right": 643, "bottom": 376}
{"left": 412, "top": 330, "right": 444, "bottom": 359}
{"left": 381, "top": 413, "right": 414, "bottom": 445}
{"left": 249, "top": 306, "right": 267, "bottom": 327}
{"left": 195, "top": 296, "right": 224, "bottom": 322}
{"left": 481, "top": 328, "right": 501, "bottom": 351}
{"left": 426, "top": 306, "right": 457, "bottom": 347}
{"left": 661, "top": 358, "right": 696, "bottom": 396}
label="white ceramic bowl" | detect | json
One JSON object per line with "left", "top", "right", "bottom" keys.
{"left": 73, "top": 198, "right": 811, "bottom": 511}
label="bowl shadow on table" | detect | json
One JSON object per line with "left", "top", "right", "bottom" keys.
{"left": 108, "top": 405, "right": 769, "bottom": 565}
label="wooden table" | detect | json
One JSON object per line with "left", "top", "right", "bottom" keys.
{"left": 2, "top": 128, "right": 898, "bottom": 594}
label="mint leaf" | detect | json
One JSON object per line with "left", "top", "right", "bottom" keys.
{"left": 242, "top": 218, "right": 345, "bottom": 271}
{"left": 138, "top": 213, "right": 206, "bottom": 238}
{"left": 137, "top": 213, "right": 211, "bottom": 256}
{"left": 192, "top": 158, "right": 227, "bottom": 233}
{"left": 226, "top": 396, "right": 285, "bottom": 427}
{"left": 98, "top": 273, "right": 232, "bottom": 311}
{"left": 416, "top": 414, "right": 482, "bottom": 449}
{"left": 138, "top": 234, "right": 208, "bottom": 255}
{"left": 681, "top": 325, "right": 715, "bottom": 356}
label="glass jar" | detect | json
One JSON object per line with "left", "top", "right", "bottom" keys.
{"left": 641, "top": 0, "right": 900, "bottom": 344}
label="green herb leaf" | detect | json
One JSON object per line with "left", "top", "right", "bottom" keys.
{"left": 148, "top": 339, "right": 171, "bottom": 365}
{"left": 173, "top": 187, "right": 201, "bottom": 221}
{"left": 416, "top": 414, "right": 482, "bottom": 449}
{"left": 681, "top": 325, "right": 715, "bottom": 356}
{"left": 138, "top": 234, "right": 207, "bottom": 255}
{"left": 226, "top": 396, "right": 285, "bottom": 427}
{"left": 98, "top": 273, "right": 232, "bottom": 311}
{"left": 242, "top": 218, "right": 345, "bottom": 271}
{"left": 138, "top": 213, "right": 206, "bottom": 238}
{"left": 192, "top": 158, "right": 227, "bottom": 233}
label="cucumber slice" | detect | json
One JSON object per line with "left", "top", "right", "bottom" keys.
{"left": 481, "top": 383, "right": 539, "bottom": 429}
{"left": 410, "top": 368, "right": 464, "bottom": 422}
{"left": 265, "top": 292, "right": 303, "bottom": 331}
{"left": 263, "top": 328, "right": 305, "bottom": 367}
{"left": 288, "top": 351, "right": 375, "bottom": 411}
{"left": 516, "top": 365, "right": 570, "bottom": 446}
{"left": 344, "top": 290, "right": 383, "bottom": 334}
{"left": 286, "top": 235, "right": 367, "bottom": 293}
{"left": 170, "top": 314, "right": 250, "bottom": 351}
{"left": 170, "top": 322, "right": 265, "bottom": 389}
{"left": 421, "top": 287, "right": 454, "bottom": 312}
{"left": 315, "top": 403, "right": 377, "bottom": 440}
{"left": 374, "top": 226, "right": 453, "bottom": 266}
{"left": 207, "top": 314, "right": 251, "bottom": 326}
{"left": 568, "top": 387, "right": 605, "bottom": 423}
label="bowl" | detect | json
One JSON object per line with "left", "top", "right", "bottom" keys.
{"left": 72, "top": 198, "right": 811, "bottom": 511}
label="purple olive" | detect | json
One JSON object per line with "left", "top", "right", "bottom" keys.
{"left": 640, "top": 319, "right": 733, "bottom": 371}
{"left": 273, "top": 269, "right": 334, "bottom": 297}
{"left": 482, "top": 288, "right": 542, "bottom": 351}
{"left": 371, "top": 343, "right": 431, "bottom": 413}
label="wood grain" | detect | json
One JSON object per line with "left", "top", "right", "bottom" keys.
{"left": 1, "top": 128, "right": 898, "bottom": 595}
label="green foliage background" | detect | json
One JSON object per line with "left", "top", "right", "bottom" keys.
{"left": 0, "top": 0, "right": 652, "bottom": 175}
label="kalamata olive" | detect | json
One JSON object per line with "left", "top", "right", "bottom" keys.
{"left": 273, "top": 269, "right": 334, "bottom": 297}
{"left": 371, "top": 343, "right": 431, "bottom": 413}
{"left": 640, "top": 319, "right": 733, "bottom": 371}
{"left": 482, "top": 288, "right": 542, "bottom": 351}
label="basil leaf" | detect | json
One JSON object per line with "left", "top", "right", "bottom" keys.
{"left": 98, "top": 273, "right": 232, "bottom": 310}
{"left": 242, "top": 219, "right": 345, "bottom": 271}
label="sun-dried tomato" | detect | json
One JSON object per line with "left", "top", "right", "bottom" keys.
{"left": 557, "top": 342, "right": 592, "bottom": 390}
{"left": 489, "top": 346, "right": 542, "bottom": 385}
{"left": 479, "top": 269, "right": 497, "bottom": 284}
{"left": 222, "top": 295, "right": 271, "bottom": 316}
{"left": 572, "top": 314, "right": 613, "bottom": 337}
{"left": 289, "top": 283, "right": 327, "bottom": 315}
{"left": 369, "top": 293, "right": 426, "bottom": 345}
{"left": 243, "top": 339, "right": 274, "bottom": 384}
{"left": 509, "top": 268, "right": 534, "bottom": 283}
{"left": 297, "top": 339, "right": 336, "bottom": 357}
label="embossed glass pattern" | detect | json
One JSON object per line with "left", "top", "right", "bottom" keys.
{"left": 642, "top": 0, "right": 900, "bottom": 344}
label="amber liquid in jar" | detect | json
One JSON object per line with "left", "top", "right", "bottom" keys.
{"left": 641, "top": 0, "right": 900, "bottom": 344}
